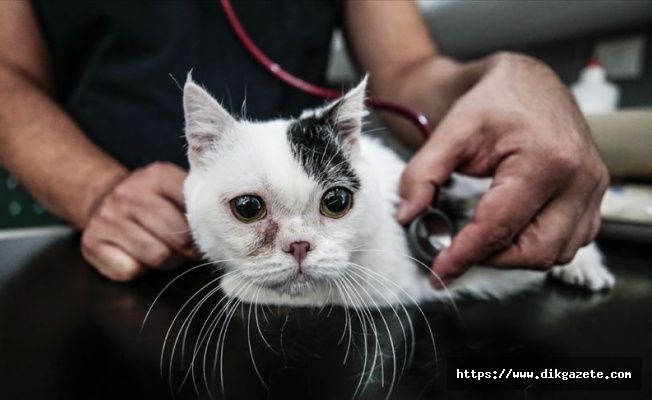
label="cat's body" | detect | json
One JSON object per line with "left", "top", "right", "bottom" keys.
{"left": 182, "top": 76, "right": 615, "bottom": 308}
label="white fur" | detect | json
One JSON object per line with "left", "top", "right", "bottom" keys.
{"left": 183, "top": 77, "right": 615, "bottom": 308}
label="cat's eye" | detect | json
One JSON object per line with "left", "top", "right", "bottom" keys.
{"left": 320, "top": 187, "right": 353, "bottom": 219}
{"left": 230, "top": 195, "right": 267, "bottom": 223}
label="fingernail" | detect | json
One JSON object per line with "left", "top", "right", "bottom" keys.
{"left": 430, "top": 253, "right": 450, "bottom": 289}
{"left": 395, "top": 200, "right": 409, "bottom": 222}
{"left": 189, "top": 247, "right": 203, "bottom": 261}
{"left": 431, "top": 273, "right": 450, "bottom": 290}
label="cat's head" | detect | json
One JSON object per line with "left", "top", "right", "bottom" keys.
{"left": 183, "top": 76, "right": 382, "bottom": 296}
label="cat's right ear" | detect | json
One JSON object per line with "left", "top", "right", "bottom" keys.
{"left": 183, "top": 75, "right": 236, "bottom": 168}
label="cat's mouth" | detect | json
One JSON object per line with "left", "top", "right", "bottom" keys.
{"left": 256, "top": 268, "right": 323, "bottom": 296}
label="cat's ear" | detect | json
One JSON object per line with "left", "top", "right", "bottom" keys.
{"left": 326, "top": 75, "right": 369, "bottom": 151}
{"left": 183, "top": 75, "right": 236, "bottom": 168}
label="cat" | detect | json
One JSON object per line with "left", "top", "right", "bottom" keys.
{"left": 182, "top": 75, "right": 615, "bottom": 309}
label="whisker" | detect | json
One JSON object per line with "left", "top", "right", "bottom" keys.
{"left": 350, "top": 248, "right": 460, "bottom": 313}
{"left": 201, "top": 279, "right": 254, "bottom": 395}
{"left": 334, "top": 274, "right": 379, "bottom": 398}
{"left": 190, "top": 277, "right": 248, "bottom": 393}
{"left": 221, "top": 298, "right": 246, "bottom": 395}
{"left": 331, "top": 277, "right": 354, "bottom": 362}
{"left": 215, "top": 282, "right": 256, "bottom": 398}
{"left": 279, "top": 312, "right": 290, "bottom": 365}
{"left": 161, "top": 269, "right": 240, "bottom": 390}
{"left": 338, "top": 272, "right": 384, "bottom": 397}
{"left": 191, "top": 278, "right": 254, "bottom": 399}
{"left": 316, "top": 280, "right": 335, "bottom": 316}
{"left": 344, "top": 266, "right": 411, "bottom": 396}
{"left": 169, "top": 271, "right": 243, "bottom": 393}
{"left": 253, "top": 287, "right": 277, "bottom": 353}
{"left": 142, "top": 258, "right": 237, "bottom": 333}
{"left": 347, "top": 262, "right": 439, "bottom": 368}
{"left": 247, "top": 286, "right": 270, "bottom": 389}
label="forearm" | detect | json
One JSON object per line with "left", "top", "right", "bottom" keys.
{"left": 373, "top": 56, "right": 489, "bottom": 147}
{"left": 344, "top": 0, "right": 491, "bottom": 147}
{"left": 0, "top": 66, "right": 128, "bottom": 228}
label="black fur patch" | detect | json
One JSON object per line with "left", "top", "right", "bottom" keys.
{"left": 286, "top": 115, "right": 361, "bottom": 190}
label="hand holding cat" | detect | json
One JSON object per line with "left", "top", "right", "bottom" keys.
{"left": 81, "top": 162, "right": 201, "bottom": 281}
{"left": 396, "top": 53, "right": 609, "bottom": 286}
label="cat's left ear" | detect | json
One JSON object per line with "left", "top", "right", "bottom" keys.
{"left": 183, "top": 75, "right": 237, "bottom": 168}
{"left": 326, "top": 75, "right": 369, "bottom": 151}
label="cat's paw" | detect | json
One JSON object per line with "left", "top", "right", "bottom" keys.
{"left": 549, "top": 244, "right": 615, "bottom": 291}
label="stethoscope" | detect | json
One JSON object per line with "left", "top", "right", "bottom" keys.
{"left": 221, "top": 0, "right": 455, "bottom": 264}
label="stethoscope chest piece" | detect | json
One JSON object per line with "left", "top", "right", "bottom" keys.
{"left": 406, "top": 207, "right": 455, "bottom": 266}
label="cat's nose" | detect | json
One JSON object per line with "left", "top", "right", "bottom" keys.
{"left": 285, "top": 241, "right": 311, "bottom": 265}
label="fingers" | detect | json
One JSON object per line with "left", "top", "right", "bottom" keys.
{"left": 145, "top": 162, "right": 188, "bottom": 207}
{"left": 431, "top": 167, "right": 557, "bottom": 282}
{"left": 397, "top": 116, "right": 474, "bottom": 224}
{"left": 81, "top": 242, "right": 146, "bottom": 282}
{"left": 408, "top": 53, "right": 610, "bottom": 288}
{"left": 482, "top": 164, "right": 605, "bottom": 270}
{"left": 482, "top": 192, "right": 583, "bottom": 269}
{"left": 556, "top": 183, "right": 604, "bottom": 265}
{"left": 125, "top": 190, "right": 199, "bottom": 260}
{"left": 434, "top": 175, "right": 601, "bottom": 287}
{"left": 81, "top": 162, "right": 199, "bottom": 282}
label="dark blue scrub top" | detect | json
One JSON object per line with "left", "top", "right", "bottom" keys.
{"left": 31, "top": 0, "right": 343, "bottom": 169}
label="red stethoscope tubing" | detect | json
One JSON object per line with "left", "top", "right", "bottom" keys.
{"left": 221, "top": 0, "right": 456, "bottom": 262}
{"left": 220, "top": 0, "right": 434, "bottom": 139}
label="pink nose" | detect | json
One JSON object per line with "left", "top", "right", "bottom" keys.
{"left": 286, "top": 241, "right": 311, "bottom": 264}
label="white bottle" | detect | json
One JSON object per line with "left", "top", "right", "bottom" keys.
{"left": 571, "top": 58, "right": 620, "bottom": 114}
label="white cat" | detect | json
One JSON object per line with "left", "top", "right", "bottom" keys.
{"left": 182, "top": 76, "right": 615, "bottom": 308}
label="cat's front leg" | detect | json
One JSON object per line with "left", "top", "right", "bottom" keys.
{"left": 548, "top": 243, "right": 615, "bottom": 291}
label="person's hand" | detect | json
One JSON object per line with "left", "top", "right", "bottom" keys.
{"left": 397, "top": 53, "right": 609, "bottom": 287}
{"left": 81, "top": 162, "right": 201, "bottom": 281}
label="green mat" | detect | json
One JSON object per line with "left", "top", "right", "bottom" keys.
{"left": 0, "top": 165, "right": 63, "bottom": 229}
